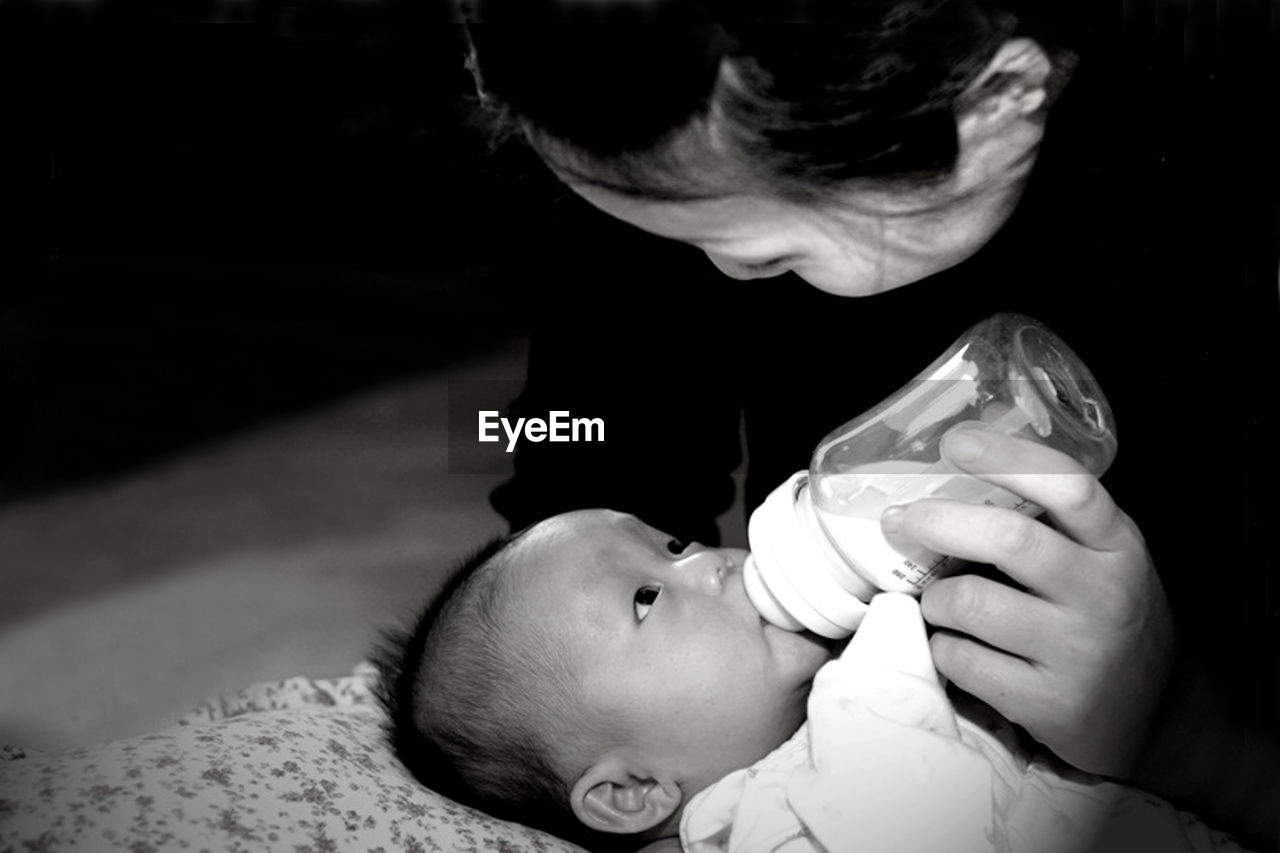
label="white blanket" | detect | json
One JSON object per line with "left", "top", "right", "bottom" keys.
{"left": 680, "top": 593, "right": 1250, "bottom": 853}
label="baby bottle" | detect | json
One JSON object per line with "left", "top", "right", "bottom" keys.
{"left": 743, "top": 313, "right": 1117, "bottom": 638}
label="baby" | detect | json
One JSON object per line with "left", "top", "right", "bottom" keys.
{"left": 373, "top": 509, "right": 1249, "bottom": 853}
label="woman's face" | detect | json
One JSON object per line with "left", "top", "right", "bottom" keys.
{"left": 565, "top": 170, "right": 1032, "bottom": 297}
{"left": 557, "top": 37, "right": 1051, "bottom": 296}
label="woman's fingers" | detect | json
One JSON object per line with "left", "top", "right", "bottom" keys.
{"left": 886, "top": 497, "right": 1087, "bottom": 601}
{"left": 925, "top": 629, "right": 1048, "bottom": 724}
{"left": 919, "top": 575, "right": 1058, "bottom": 661}
{"left": 881, "top": 428, "right": 1146, "bottom": 601}
{"left": 879, "top": 428, "right": 1176, "bottom": 777}
{"left": 937, "top": 428, "right": 1136, "bottom": 553}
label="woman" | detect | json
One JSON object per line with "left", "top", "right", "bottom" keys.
{"left": 462, "top": 1, "right": 1277, "bottom": 844}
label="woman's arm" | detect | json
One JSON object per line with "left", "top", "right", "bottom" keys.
{"left": 890, "top": 427, "right": 1280, "bottom": 845}
{"left": 896, "top": 428, "right": 1174, "bottom": 778}
{"left": 1127, "top": 652, "right": 1279, "bottom": 849}
{"left": 897, "top": 428, "right": 1277, "bottom": 846}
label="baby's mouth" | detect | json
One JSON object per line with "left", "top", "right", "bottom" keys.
{"left": 783, "top": 622, "right": 844, "bottom": 656}
{"left": 758, "top": 613, "right": 840, "bottom": 652}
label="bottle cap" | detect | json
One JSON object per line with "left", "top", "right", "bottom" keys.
{"left": 745, "top": 472, "right": 875, "bottom": 638}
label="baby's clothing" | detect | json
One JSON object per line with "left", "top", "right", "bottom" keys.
{"left": 679, "top": 594, "right": 1249, "bottom": 853}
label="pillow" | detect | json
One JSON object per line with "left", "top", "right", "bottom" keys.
{"left": 0, "top": 665, "right": 586, "bottom": 853}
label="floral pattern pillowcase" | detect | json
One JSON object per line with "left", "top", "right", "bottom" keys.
{"left": 0, "top": 664, "right": 585, "bottom": 853}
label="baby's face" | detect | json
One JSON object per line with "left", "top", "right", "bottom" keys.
{"left": 505, "top": 510, "right": 833, "bottom": 793}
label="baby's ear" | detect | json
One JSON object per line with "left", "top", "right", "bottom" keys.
{"left": 570, "top": 757, "right": 681, "bottom": 835}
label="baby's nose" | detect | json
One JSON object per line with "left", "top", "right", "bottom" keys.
{"left": 671, "top": 549, "right": 729, "bottom": 595}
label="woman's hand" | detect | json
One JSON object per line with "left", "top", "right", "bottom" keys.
{"left": 882, "top": 428, "right": 1175, "bottom": 779}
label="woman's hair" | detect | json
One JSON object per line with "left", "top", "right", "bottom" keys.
{"left": 372, "top": 536, "right": 625, "bottom": 851}
{"left": 462, "top": 0, "right": 1078, "bottom": 204}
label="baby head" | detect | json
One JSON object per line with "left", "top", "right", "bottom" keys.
{"left": 375, "top": 509, "right": 833, "bottom": 850}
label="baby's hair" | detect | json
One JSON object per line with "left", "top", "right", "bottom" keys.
{"left": 372, "top": 534, "right": 628, "bottom": 852}
{"left": 462, "top": 0, "right": 1078, "bottom": 204}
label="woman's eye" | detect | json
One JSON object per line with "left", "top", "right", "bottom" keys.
{"left": 633, "top": 584, "right": 663, "bottom": 621}
{"left": 665, "top": 538, "right": 688, "bottom": 555}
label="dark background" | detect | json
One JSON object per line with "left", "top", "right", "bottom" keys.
{"left": 0, "top": 4, "right": 1276, "bottom": 844}
{"left": 1, "top": 11, "right": 545, "bottom": 504}
{"left": 2, "top": 2, "right": 1275, "bottom": 513}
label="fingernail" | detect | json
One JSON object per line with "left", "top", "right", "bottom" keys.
{"left": 943, "top": 429, "right": 986, "bottom": 462}
{"left": 880, "top": 505, "right": 905, "bottom": 536}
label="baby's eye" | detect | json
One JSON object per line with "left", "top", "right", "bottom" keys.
{"left": 633, "top": 584, "right": 663, "bottom": 621}
{"left": 665, "top": 538, "right": 688, "bottom": 555}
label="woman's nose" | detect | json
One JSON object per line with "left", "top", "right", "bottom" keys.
{"left": 670, "top": 548, "right": 729, "bottom": 595}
